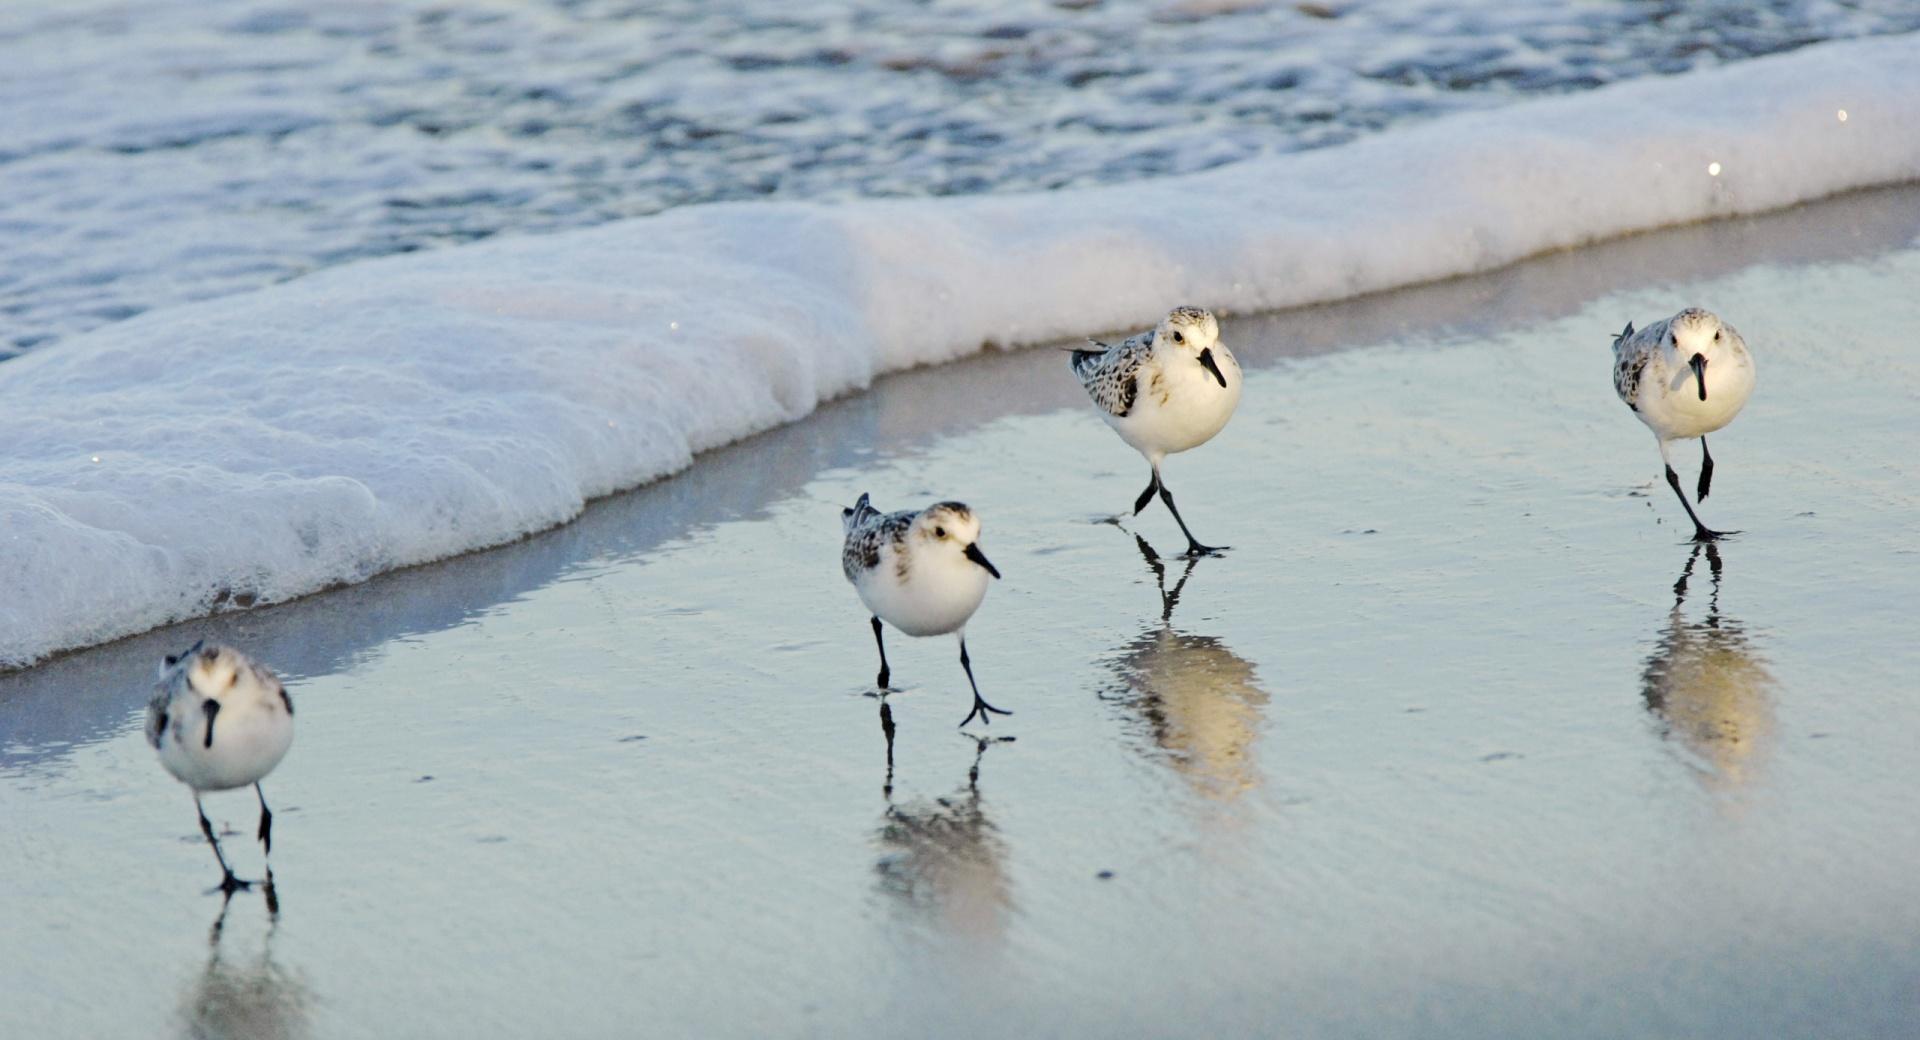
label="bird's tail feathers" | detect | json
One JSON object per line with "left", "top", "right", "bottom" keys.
{"left": 162, "top": 639, "right": 206, "bottom": 672}
{"left": 842, "top": 492, "right": 878, "bottom": 531}
{"left": 1066, "top": 338, "right": 1111, "bottom": 376}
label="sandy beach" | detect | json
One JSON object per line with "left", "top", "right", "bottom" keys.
{"left": 4, "top": 185, "right": 1918, "bottom": 1038}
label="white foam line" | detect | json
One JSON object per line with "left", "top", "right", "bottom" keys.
{"left": 3, "top": 34, "right": 1917, "bottom": 668}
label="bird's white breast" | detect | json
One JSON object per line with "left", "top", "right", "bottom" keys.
{"left": 1107, "top": 349, "right": 1242, "bottom": 457}
{"left": 1634, "top": 350, "right": 1755, "bottom": 440}
{"left": 856, "top": 544, "right": 989, "bottom": 637}
{"left": 157, "top": 693, "right": 293, "bottom": 792}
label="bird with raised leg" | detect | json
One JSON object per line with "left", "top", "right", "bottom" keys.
{"left": 147, "top": 641, "right": 295, "bottom": 897}
{"left": 842, "top": 494, "right": 1007, "bottom": 727}
{"left": 1069, "top": 306, "right": 1241, "bottom": 556}
{"left": 1611, "top": 307, "right": 1755, "bottom": 542}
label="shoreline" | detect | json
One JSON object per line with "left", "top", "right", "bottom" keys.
{"left": 4, "top": 178, "right": 1914, "bottom": 714}
{"left": 3, "top": 33, "right": 1919, "bottom": 669}
{"left": 2, "top": 180, "right": 1917, "bottom": 681}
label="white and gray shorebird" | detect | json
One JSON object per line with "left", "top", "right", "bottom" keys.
{"left": 841, "top": 494, "right": 1007, "bottom": 727}
{"left": 1612, "top": 307, "right": 1756, "bottom": 541}
{"left": 1069, "top": 306, "right": 1242, "bottom": 556}
{"left": 147, "top": 641, "right": 295, "bottom": 894}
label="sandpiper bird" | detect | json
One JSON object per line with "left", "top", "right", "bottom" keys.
{"left": 1612, "top": 307, "right": 1755, "bottom": 541}
{"left": 147, "top": 641, "right": 295, "bottom": 894}
{"left": 1070, "top": 306, "right": 1242, "bottom": 556}
{"left": 841, "top": 494, "right": 1007, "bottom": 727}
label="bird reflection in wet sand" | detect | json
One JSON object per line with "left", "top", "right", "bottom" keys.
{"left": 1102, "top": 535, "right": 1270, "bottom": 801}
{"left": 183, "top": 891, "right": 312, "bottom": 1040}
{"left": 873, "top": 735, "right": 1014, "bottom": 945}
{"left": 1641, "top": 543, "right": 1777, "bottom": 789}
{"left": 878, "top": 697, "right": 897, "bottom": 797}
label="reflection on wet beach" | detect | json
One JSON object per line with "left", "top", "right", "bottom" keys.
{"left": 872, "top": 737, "right": 1013, "bottom": 947}
{"left": 1640, "top": 544, "right": 1777, "bottom": 790}
{"left": 180, "top": 892, "right": 311, "bottom": 1040}
{"left": 1102, "top": 536, "right": 1270, "bottom": 802}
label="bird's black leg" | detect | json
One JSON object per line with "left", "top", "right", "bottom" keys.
{"left": 1665, "top": 464, "right": 1727, "bottom": 542}
{"left": 196, "top": 794, "right": 249, "bottom": 895}
{"left": 1697, "top": 436, "right": 1715, "bottom": 502}
{"left": 1133, "top": 469, "right": 1160, "bottom": 516}
{"left": 254, "top": 782, "right": 274, "bottom": 858}
{"left": 956, "top": 637, "right": 1011, "bottom": 728}
{"left": 1157, "top": 479, "right": 1226, "bottom": 557}
{"left": 871, "top": 615, "right": 891, "bottom": 689}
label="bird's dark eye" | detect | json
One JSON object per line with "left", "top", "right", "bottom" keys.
{"left": 935, "top": 526, "right": 946, "bottom": 539}
{"left": 1172, "top": 330, "right": 1184, "bottom": 344}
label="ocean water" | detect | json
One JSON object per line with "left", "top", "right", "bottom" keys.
{"left": 3, "top": 33, "right": 1918, "bottom": 671}
{"left": 7, "top": 7, "right": 1920, "bottom": 1034}
{"left": 4, "top": 186, "right": 1919, "bottom": 1038}
{"left": 5, "top": 0, "right": 1920, "bottom": 354}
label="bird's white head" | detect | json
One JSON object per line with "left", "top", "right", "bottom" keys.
{"left": 912, "top": 502, "right": 1000, "bottom": 580}
{"left": 163, "top": 641, "right": 283, "bottom": 704}
{"left": 1664, "top": 308, "right": 1744, "bottom": 403}
{"left": 1157, "top": 306, "right": 1228, "bottom": 387}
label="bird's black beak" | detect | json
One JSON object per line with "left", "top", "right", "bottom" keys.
{"left": 964, "top": 542, "right": 1001, "bottom": 579}
{"left": 1689, "top": 352, "right": 1708, "bottom": 401}
{"left": 1198, "top": 348, "right": 1227, "bottom": 388}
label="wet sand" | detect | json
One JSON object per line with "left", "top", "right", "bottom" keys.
{"left": 4, "top": 186, "right": 1920, "bottom": 1038}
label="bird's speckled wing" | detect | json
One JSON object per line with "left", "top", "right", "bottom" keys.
{"left": 1611, "top": 319, "right": 1665, "bottom": 412}
{"left": 145, "top": 676, "right": 180, "bottom": 749}
{"left": 842, "top": 508, "right": 915, "bottom": 583}
{"left": 1070, "top": 330, "right": 1154, "bottom": 418}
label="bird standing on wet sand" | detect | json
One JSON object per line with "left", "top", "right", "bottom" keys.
{"left": 148, "top": 641, "right": 294, "bottom": 895}
{"left": 1070, "top": 306, "right": 1241, "bottom": 556}
{"left": 1612, "top": 307, "right": 1755, "bottom": 541}
{"left": 842, "top": 494, "right": 1007, "bottom": 727}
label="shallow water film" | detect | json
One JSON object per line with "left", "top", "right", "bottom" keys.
{"left": 4, "top": 187, "right": 1918, "bottom": 1038}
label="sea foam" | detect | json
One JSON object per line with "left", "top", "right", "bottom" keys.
{"left": 2, "top": 34, "right": 1917, "bottom": 668}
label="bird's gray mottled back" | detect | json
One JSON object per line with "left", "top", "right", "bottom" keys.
{"left": 1070, "top": 330, "right": 1153, "bottom": 418}
{"left": 1612, "top": 319, "right": 1656, "bottom": 409}
{"left": 144, "top": 640, "right": 203, "bottom": 749}
{"left": 144, "top": 684, "right": 174, "bottom": 750}
{"left": 841, "top": 494, "right": 914, "bottom": 582}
